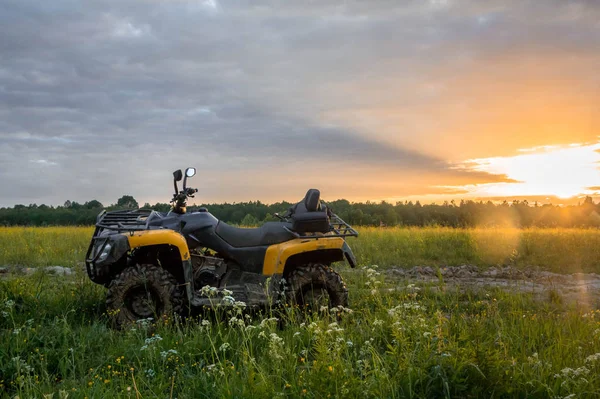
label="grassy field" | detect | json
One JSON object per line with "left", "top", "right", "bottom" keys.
{"left": 1, "top": 227, "right": 600, "bottom": 397}
{"left": 1, "top": 267, "right": 600, "bottom": 398}
{"left": 2, "top": 226, "right": 600, "bottom": 273}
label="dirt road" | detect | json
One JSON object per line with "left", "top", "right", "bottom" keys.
{"left": 385, "top": 265, "right": 600, "bottom": 307}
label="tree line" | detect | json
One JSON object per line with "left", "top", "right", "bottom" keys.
{"left": 1, "top": 195, "right": 599, "bottom": 228}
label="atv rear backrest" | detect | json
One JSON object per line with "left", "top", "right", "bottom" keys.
{"left": 304, "top": 189, "right": 321, "bottom": 212}
{"left": 289, "top": 189, "right": 330, "bottom": 234}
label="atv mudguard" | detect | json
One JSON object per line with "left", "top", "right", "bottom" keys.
{"left": 87, "top": 230, "right": 195, "bottom": 304}
{"left": 125, "top": 230, "right": 195, "bottom": 303}
{"left": 262, "top": 237, "right": 357, "bottom": 276}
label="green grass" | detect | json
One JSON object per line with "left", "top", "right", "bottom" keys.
{"left": 1, "top": 227, "right": 600, "bottom": 397}
{"left": 352, "top": 227, "right": 600, "bottom": 273}
{"left": 0, "top": 227, "right": 93, "bottom": 268}
{"left": 1, "top": 268, "right": 600, "bottom": 398}
{"left": 2, "top": 226, "right": 600, "bottom": 273}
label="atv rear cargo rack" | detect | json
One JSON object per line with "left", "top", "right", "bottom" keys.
{"left": 284, "top": 213, "right": 359, "bottom": 239}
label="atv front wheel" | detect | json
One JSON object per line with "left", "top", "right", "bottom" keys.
{"left": 285, "top": 263, "right": 348, "bottom": 312}
{"left": 106, "top": 264, "right": 184, "bottom": 329}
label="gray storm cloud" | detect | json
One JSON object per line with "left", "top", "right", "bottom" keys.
{"left": 0, "top": 0, "right": 598, "bottom": 206}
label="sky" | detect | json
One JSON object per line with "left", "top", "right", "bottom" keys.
{"left": 0, "top": 0, "right": 599, "bottom": 207}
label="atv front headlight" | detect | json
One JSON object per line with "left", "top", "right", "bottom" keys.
{"left": 97, "top": 243, "right": 112, "bottom": 262}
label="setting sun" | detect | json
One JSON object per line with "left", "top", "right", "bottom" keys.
{"left": 449, "top": 141, "right": 600, "bottom": 200}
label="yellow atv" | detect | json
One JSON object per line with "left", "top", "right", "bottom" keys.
{"left": 85, "top": 168, "right": 358, "bottom": 328}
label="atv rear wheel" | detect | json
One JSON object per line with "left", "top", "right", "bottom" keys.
{"left": 106, "top": 264, "right": 184, "bottom": 329}
{"left": 285, "top": 263, "right": 348, "bottom": 312}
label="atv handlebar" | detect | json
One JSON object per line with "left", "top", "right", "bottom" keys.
{"left": 170, "top": 167, "right": 198, "bottom": 214}
{"left": 172, "top": 188, "right": 197, "bottom": 202}
{"left": 171, "top": 187, "right": 198, "bottom": 213}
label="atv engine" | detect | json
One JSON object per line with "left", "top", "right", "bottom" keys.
{"left": 191, "top": 252, "right": 227, "bottom": 288}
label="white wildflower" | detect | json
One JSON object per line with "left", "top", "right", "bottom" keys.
{"left": 270, "top": 333, "right": 283, "bottom": 345}
{"left": 585, "top": 353, "right": 600, "bottom": 363}
{"left": 234, "top": 301, "right": 247, "bottom": 309}
{"left": 136, "top": 317, "right": 154, "bottom": 328}
{"left": 557, "top": 366, "right": 590, "bottom": 379}
{"left": 141, "top": 334, "right": 163, "bottom": 350}
{"left": 160, "top": 349, "right": 179, "bottom": 359}
{"left": 12, "top": 356, "right": 33, "bottom": 373}
{"left": 219, "top": 342, "right": 231, "bottom": 352}
{"left": 228, "top": 316, "right": 244, "bottom": 328}
{"left": 269, "top": 333, "right": 285, "bottom": 360}
{"left": 259, "top": 317, "right": 279, "bottom": 328}
{"left": 307, "top": 322, "right": 321, "bottom": 334}
{"left": 145, "top": 335, "right": 163, "bottom": 344}
{"left": 200, "top": 285, "right": 218, "bottom": 297}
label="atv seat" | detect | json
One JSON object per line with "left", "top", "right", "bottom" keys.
{"left": 216, "top": 221, "right": 295, "bottom": 248}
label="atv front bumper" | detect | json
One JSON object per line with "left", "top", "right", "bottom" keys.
{"left": 85, "top": 233, "right": 129, "bottom": 284}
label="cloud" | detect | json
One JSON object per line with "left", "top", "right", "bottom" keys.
{"left": 0, "top": 0, "right": 598, "bottom": 206}
{"left": 30, "top": 159, "right": 58, "bottom": 166}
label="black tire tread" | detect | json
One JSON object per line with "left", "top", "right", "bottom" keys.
{"left": 106, "top": 264, "right": 183, "bottom": 329}
{"left": 285, "top": 263, "right": 348, "bottom": 308}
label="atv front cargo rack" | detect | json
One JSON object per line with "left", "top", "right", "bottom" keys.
{"left": 284, "top": 213, "right": 359, "bottom": 239}
{"left": 95, "top": 209, "right": 155, "bottom": 232}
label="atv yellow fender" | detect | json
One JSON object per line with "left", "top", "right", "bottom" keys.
{"left": 262, "top": 237, "right": 348, "bottom": 276}
{"left": 125, "top": 230, "right": 190, "bottom": 261}
{"left": 124, "top": 230, "right": 195, "bottom": 302}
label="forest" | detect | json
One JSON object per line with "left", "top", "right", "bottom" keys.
{"left": 1, "top": 195, "right": 599, "bottom": 228}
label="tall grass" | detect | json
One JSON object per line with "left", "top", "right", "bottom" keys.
{"left": 1, "top": 269, "right": 600, "bottom": 397}
{"left": 0, "top": 227, "right": 93, "bottom": 268}
{"left": 1, "top": 227, "right": 600, "bottom": 396}
{"left": 2, "top": 226, "right": 600, "bottom": 273}
{"left": 352, "top": 227, "right": 600, "bottom": 273}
